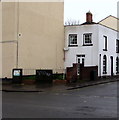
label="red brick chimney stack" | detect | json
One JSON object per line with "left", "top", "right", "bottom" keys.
{"left": 86, "top": 11, "right": 93, "bottom": 23}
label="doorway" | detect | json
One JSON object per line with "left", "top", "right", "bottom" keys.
{"left": 77, "top": 55, "right": 85, "bottom": 75}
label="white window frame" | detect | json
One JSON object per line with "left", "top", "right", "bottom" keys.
{"left": 69, "top": 34, "right": 77, "bottom": 46}
{"left": 103, "top": 36, "right": 108, "bottom": 51}
{"left": 83, "top": 33, "right": 92, "bottom": 46}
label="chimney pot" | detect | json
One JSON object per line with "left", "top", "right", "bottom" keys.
{"left": 86, "top": 11, "right": 93, "bottom": 23}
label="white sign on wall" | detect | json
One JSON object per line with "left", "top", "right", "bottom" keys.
{"left": 13, "top": 70, "right": 20, "bottom": 76}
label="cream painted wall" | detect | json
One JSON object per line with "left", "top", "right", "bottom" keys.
{"left": 2, "top": 2, "right": 18, "bottom": 41}
{"left": 2, "top": 2, "right": 18, "bottom": 78}
{"left": 18, "top": 2, "right": 64, "bottom": 73}
{"left": 2, "top": 43, "right": 17, "bottom": 78}
{"left": 2, "top": 2, "right": 64, "bottom": 78}
{"left": 99, "top": 16, "right": 119, "bottom": 31}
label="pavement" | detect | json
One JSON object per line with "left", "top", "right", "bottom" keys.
{"left": 1, "top": 77, "right": 119, "bottom": 92}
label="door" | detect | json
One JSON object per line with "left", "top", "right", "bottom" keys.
{"left": 110, "top": 56, "right": 113, "bottom": 76}
{"left": 77, "top": 55, "right": 85, "bottom": 75}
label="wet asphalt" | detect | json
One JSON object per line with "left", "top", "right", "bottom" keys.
{"left": 2, "top": 81, "right": 118, "bottom": 118}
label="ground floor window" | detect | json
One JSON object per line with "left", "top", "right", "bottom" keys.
{"left": 116, "top": 57, "right": 119, "bottom": 73}
{"left": 103, "top": 55, "right": 107, "bottom": 74}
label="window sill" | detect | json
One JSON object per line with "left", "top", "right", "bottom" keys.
{"left": 83, "top": 44, "right": 93, "bottom": 46}
{"left": 68, "top": 45, "right": 78, "bottom": 47}
{"left": 103, "top": 49, "right": 107, "bottom": 51}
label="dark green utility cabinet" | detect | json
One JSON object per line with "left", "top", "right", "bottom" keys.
{"left": 90, "top": 70, "right": 97, "bottom": 80}
{"left": 36, "top": 70, "right": 53, "bottom": 84}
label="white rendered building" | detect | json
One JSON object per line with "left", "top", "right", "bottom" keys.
{"left": 64, "top": 12, "right": 119, "bottom": 77}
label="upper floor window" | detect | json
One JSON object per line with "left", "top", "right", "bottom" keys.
{"left": 103, "top": 36, "right": 107, "bottom": 51}
{"left": 83, "top": 33, "right": 92, "bottom": 46}
{"left": 68, "top": 34, "right": 78, "bottom": 47}
{"left": 116, "top": 39, "right": 119, "bottom": 53}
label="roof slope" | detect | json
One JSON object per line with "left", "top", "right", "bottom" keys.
{"left": 98, "top": 15, "right": 119, "bottom": 31}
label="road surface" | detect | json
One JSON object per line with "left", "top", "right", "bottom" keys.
{"left": 2, "top": 81, "right": 118, "bottom": 118}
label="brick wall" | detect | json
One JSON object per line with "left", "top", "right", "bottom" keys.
{"left": 80, "top": 64, "right": 98, "bottom": 81}
{"left": 66, "top": 64, "right": 78, "bottom": 83}
{"left": 66, "top": 63, "right": 98, "bottom": 83}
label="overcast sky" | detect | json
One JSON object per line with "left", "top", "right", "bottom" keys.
{"left": 64, "top": 0, "right": 119, "bottom": 24}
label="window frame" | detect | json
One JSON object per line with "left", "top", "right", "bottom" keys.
{"left": 83, "top": 33, "right": 93, "bottom": 46}
{"left": 116, "top": 39, "right": 119, "bottom": 53}
{"left": 116, "top": 57, "right": 119, "bottom": 73}
{"left": 103, "top": 55, "right": 107, "bottom": 74}
{"left": 68, "top": 34, "right": 78, "bottom": 47}
{"left": 103, "top": 36, "right": 108, "bottom": 51}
